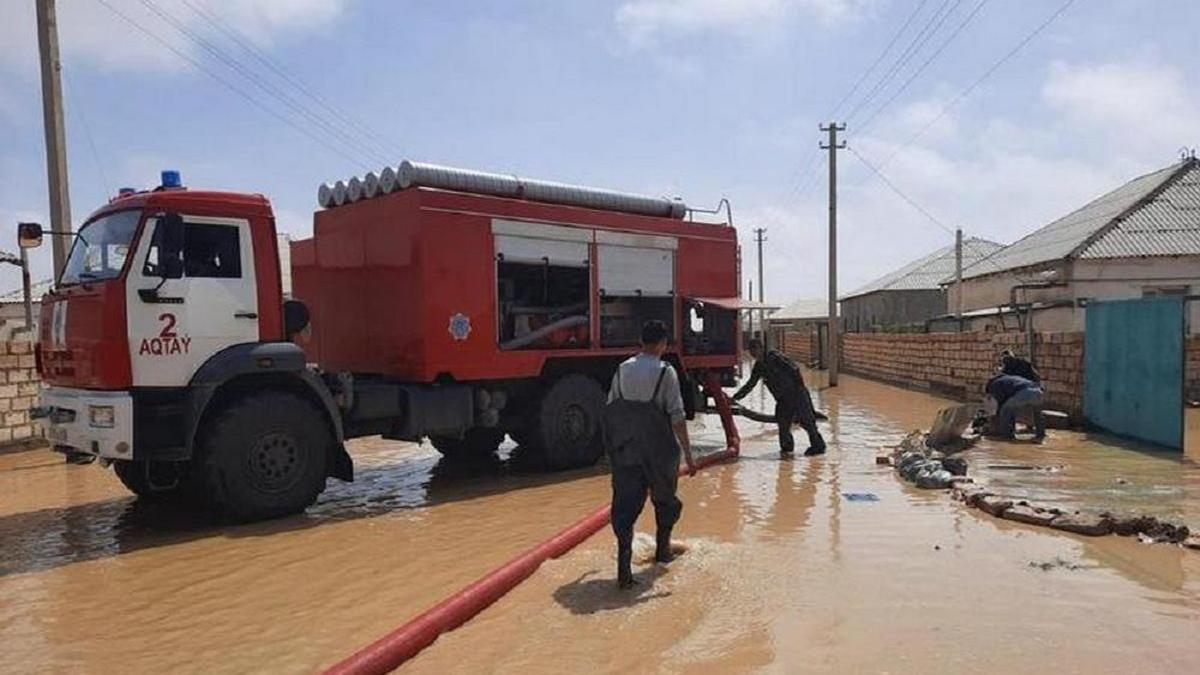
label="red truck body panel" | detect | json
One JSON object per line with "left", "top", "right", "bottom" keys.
{"left": 292, "top": 187, "right": 738, "bottom": 382}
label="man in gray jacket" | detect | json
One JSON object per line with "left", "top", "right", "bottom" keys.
{"left": 603, "top": 320, "right": 697, "bottom": 589}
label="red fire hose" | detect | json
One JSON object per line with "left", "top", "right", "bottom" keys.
{"left": 324, "top": 382, "right": 740, "bottom": 675}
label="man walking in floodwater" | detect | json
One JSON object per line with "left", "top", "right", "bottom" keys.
{"left": 603, "top": 320, "right": 697, "bottom": 589}
{"left": 985, "top": 373, "right": 1047, "bottom": 441}
{"left": 732, "top": 338, "right": 826, "bottom": 457}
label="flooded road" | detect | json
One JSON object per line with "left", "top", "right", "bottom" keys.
{"left": 2, "top": 375, "right": 1198, "bottom": 673}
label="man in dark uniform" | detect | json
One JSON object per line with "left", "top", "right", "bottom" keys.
{"left": 999, "top": 349, "right": 1041, "bottom": 383}
{"left": 732, "top": 338, "right": 826, "bottom": 457}
{"left": 603, "top": 320, "right": 697, "bottom": 589}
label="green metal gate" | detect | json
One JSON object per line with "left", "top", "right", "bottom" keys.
{"left": 1084, "top": 297, "right": 1185, "bottom": 450}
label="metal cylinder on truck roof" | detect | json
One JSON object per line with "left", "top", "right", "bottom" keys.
{"left": 317, "top": 183, "right": 335, "bottom": 208}
{"left": 396, "top": 160, "right": 687, "bottom": 218}
{"left": 363, "top": 172, "right": 380, "bottom": 199}
{"left": 347, "top": 176, "right": 364, "bottom": 203}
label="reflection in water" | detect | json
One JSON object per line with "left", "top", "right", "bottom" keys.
{"left": 1, "top": 374, "right": 1197, "bottom": 674}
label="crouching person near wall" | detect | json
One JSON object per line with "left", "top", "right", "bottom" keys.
{"left": 984, "top": 373, "right": 1047, "bottom": 442}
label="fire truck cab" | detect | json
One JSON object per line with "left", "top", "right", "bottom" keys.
{"left": 27, "top": 163, "right": 744, "bottom": 521}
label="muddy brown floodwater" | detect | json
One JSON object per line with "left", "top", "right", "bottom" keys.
{"left": 2, "top": 374, "right": 1198, "bottom": 674}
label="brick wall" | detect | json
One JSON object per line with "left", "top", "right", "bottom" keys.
{"left": 0, "top": 341, "right": 39, "bottom": 446}
{"left": 780, "top": 325, "right": 818, "bottom": 366}
{"left": 841, "top": 331, "right": 1085, "bottom": 416}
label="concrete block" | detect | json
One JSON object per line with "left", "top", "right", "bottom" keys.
{"left": 0, "top": 384, "right": 17, "bottom": 399}
{"left": 8, "top": 342, "right": 31, "bottom": 354}
{"left": 1002, "top": 504, "right": 1058, "bottom": 527}
{"left": 977, "top": 495, "right": 1013, "bottom": 517}
{"left": 1049, "top": 513, "right": 1113, "bottom": 537}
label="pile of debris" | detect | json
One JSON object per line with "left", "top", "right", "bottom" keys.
{"left": 877, "top": 407, "right": 1200, "bottom": 551}
{"left": 877, "top": 430, "right": 973, "bottom": 490}
{"left": 952, "top": 485, "right": 1194, "bottom": 545}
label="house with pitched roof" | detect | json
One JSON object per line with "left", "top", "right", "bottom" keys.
{"left": 946, "top": 156, "right": 1200, "bottom": 333}
{"left": 840, "top": 237, "right": 1003, "bottom": 332}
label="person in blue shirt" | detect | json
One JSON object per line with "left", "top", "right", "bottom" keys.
{"left": 985, "top": 373, "right": 1046, "bottom": 441}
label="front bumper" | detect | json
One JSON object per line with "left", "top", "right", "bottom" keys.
{"left": 32, "top": 387, "right": 134, "bottom": 460}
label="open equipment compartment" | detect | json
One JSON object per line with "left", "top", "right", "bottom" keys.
{"left": 597, "top": 231, "right": 677, "bottom": 347}
{"left": 494, "top": 219, "right": 591, "bottom": 351}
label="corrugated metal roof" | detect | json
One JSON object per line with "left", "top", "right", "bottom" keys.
{"left": 962, "top": 160, "right": 1194, "bottom": 279}
{"left": 1081, "top": 162, "right": 1200, "bottom": 258}
{"left": 842, "top": 237, "right": 1003, "bottom": 299}
{"left": 770, "top": 298, "right": 831, "bottom": 322}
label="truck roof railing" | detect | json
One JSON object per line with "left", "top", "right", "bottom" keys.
{"left": 318, "top": 160, "right": 689, "bottom": 219}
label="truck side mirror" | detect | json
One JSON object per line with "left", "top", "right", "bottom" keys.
{"left": 17, "top": 222, "right": 43, "bottom": 249}
{"left": 155, "top": 213, "right": 185, "bottom": 279}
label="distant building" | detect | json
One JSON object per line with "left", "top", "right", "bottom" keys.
{"left": 767, "top": 298, "right": 832, "bottom": 367}
{"left": 944, "top": 157, "right": 1200, "bottom": 333}
{"left": 841, "top": 238, "right": 1002, "bottom": 332}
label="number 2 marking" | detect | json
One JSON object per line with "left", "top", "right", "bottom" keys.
{"left": 158, "top": 313, "right": 178, "bottom": 339}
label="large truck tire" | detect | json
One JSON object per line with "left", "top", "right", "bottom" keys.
{"left": 430, "top": 428, "right": 505, "bottom": 461}
{"left": 112, "top": 459, "right": 193, "bottom": 502}
{"left": 195, "top": 391, "right": 330, "bottom": 521}
{"left": 523, "top": 374, "right": 606, "bottom": 470}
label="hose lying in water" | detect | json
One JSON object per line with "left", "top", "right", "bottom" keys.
{"left": 706, "top": 402, "right": 828, "bottom": 424}
{"left": 324, "top": 378, "right": 741, "bottom": 675}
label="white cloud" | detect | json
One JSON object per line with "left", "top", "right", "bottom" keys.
{"left": 615, "top": 0, "right": 870, "bottom": 48}
{"left": 1042, "top": 60, "right": 1199, "bottom": 152}
{"left": 0, "top": 0, "right": 351, "bottom": 76}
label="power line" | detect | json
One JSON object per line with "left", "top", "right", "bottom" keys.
{"left": 843, "top": 0, "right": 962, "bottom": 124}
{"left": 829, "top": 0, "right": 933, "bottom": 119}
{"left": 135, "top": 0, "right": 388, "bottom": 167}
{"left": 855, "top": 0, "right": 990, "bottom": 135}
{"left": 178, "top": 0, "right": 405, "bottom": 159}
{"left": 847, "top": 144, "right": 955, "bottom": 236}
{"left": 92, "top": 0, "right": 367, "bottom": 168}
{"left": 61, "top": 66, "right": 112, "bottom": 196}
{"left": 875, "top": 0, "right": 1078, "bottom": 171}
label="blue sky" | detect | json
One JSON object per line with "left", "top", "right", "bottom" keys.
{"left": 2, "top": 0, "right": 1198, "bottom": 302}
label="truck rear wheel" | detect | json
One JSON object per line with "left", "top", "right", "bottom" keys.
{"left": 430, "top": 428, "right": 505, "bottom": 461}
{"left": 195, "top": 391, "right": 330, "bottom": 521}
{"left": 522, "top": 374, "right": 606, "bottom": 470}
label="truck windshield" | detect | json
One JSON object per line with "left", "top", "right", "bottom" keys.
{"left": 59, "top": 210, "right": 141, "bottom": 286}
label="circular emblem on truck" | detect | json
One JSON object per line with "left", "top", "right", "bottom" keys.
{"left": 449, "top": 313, "right": 472, "bottom": 341}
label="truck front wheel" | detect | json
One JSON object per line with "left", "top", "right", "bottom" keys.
{"left": 522, "top": 374, "right": 606, "bottom": 470}
{"left": 113, "top": 459, "right": 193, "bottom": 501}
{"left": 195, "top": 391, "right": 331, "bottom": 521}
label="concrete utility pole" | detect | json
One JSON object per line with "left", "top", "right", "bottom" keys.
{"left": 754, "top": 227, "right": 766, "bottom": 342}
{"left": 820, "top": 122, "right": 846, "bottom": 386}
{"left": 955, "top": 228, "right": 964, "bottom": 321}
{"left": 36, "top": 0, "right": 73, "bottom": 276}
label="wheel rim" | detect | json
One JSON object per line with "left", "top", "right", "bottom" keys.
{"left": 247, "top": 432, "right": 303, "bottom": 492}
{"left": 559, "top": 403, "right": 591, "bottom": 445}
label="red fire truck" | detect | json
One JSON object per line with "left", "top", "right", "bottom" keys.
{"left": 25, "top": 161, "right": 745, "bottom": 520}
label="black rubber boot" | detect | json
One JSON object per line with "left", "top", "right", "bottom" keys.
{"left": 655, "top": 528, "right": 675, "bottom": 564}
{"left": 617, "top": 540, "right": 636, "bottom": 589}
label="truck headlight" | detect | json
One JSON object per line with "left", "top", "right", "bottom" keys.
{"left": 88, "top": 405, "right": 115, "bottom": 428}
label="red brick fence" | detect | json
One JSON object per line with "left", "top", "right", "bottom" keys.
{"left": 839, "top": 331, "right": 1085, "bottom": 416}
